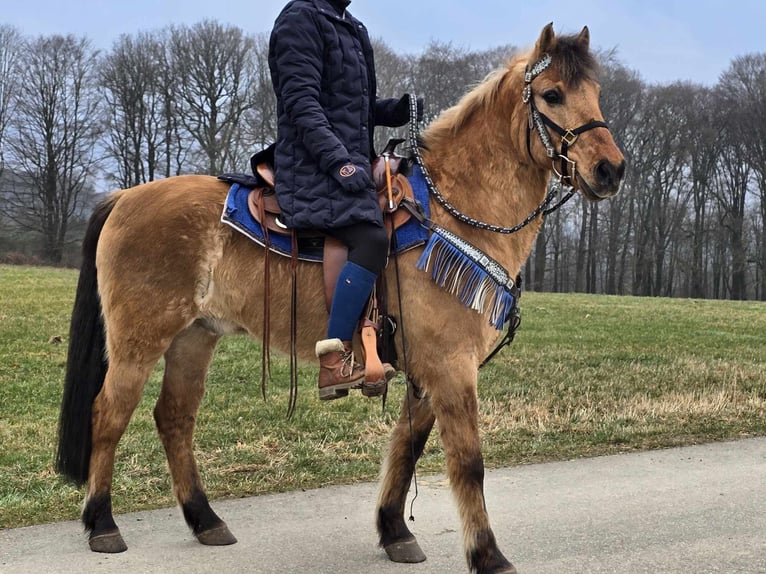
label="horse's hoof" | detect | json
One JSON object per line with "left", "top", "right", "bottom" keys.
{"left": 88, "top": 529, "right": 128, "bottom": 553}
{"left": 384, "top": 538, "right": 427, "bottom": 563}
{"left": 196, "top": 523, "right": 238, "bottom": 546}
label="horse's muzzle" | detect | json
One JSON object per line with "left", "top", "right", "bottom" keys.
{"left": 580, "top": 159, "right": 625, "bottom": 200}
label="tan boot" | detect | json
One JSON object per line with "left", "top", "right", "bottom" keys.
{"left": 316, "top": 338, "right": 365, "bottom": 401}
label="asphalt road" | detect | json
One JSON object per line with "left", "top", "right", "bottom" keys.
{"left": 2, "top": 437, "right": 765, "bottom": 574}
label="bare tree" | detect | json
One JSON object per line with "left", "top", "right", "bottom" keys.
{"left": 240, "top": 32, "right": 277, "bottom": 156}
{"left": 711, "top": 100, "right": 751, "bottom": 300}
{"left": 0, "top": 25, "right": 22, "bottom": 176}
{"left": 718, "top": 54, "right": 766, "bottom": 300}
{"left": 597, "top": 56, "right": 644, "bottom": 295}
{"left": 683, "top": 86, "right": 718, "bottom": 298}
{"left": 100, "top": 31, "right": 176, "bottom": 188}
{"left": 369, "top": 37, "right": 413, "bottom": 152}
{"left": 627, "top": 84, "right": 694, "bottom": 296}
{"left": 169, "top": 20, "right": 256, "bottom": 175}
{"left": 4, "top": 34, "right": 102, "bottom": 263}
{"left": 0, "top": 25, "right": 24, "bottom": 253}
{"left": 412, "top": 41, "right": 504, "bottom": 122}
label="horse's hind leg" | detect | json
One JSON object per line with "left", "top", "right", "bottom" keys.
{"left": 84, "top": 358, "right": 158, "bottom": 553}
{"left": 154, "top": 321, "right": 236, "bottom": 546}
{"left": 377, "top": 382, "right": 435, "bottom": 563}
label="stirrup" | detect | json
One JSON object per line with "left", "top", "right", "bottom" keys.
{"left": 360, "top": 322, "right": 394, "bottom": 397}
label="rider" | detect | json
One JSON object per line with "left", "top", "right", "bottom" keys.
{"left": 268, "top": 0, "right": 421, "bottom": 400}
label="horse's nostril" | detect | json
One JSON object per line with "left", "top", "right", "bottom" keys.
{"left": 595, "top": 160, "right": 614, "bottom": 185}
{"left": 595, "top": 160, "right": 625, "bottom": 187}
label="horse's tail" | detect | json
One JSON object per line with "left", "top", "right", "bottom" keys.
{"left": 56, "top": 194, "right": 120, "bottom": 485}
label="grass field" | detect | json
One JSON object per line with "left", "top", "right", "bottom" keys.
{"left": 1, "top": 263, "right": 765, "bottom": 529}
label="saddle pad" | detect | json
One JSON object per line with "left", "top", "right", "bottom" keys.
{"left": 220, "top": 166, "right": 431, "bottom": 262}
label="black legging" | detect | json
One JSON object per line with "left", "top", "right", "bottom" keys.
{"left": 324, "top": 222, "right": 389, "bottom": 275}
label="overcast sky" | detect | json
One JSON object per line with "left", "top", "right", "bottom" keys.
{"left": 3, "top": 0, "right": 765, "bottom": 86}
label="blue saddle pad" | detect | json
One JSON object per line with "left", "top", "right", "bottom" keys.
{"left": 220, "top": 166, "right": 431, "bottom": 262}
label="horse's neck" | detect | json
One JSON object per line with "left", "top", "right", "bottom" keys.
{"left": 420, "top": 115, "right": 549, "bottom": 278}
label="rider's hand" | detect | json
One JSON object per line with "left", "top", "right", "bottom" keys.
{"left": 331, "top": 163, "right": 374, "bottom": 194}
{"left": 392, "top": 93, "right": 424, "bottom": 125}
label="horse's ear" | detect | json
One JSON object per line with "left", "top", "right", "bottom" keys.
{"left": 533, "top": 22, "right": 556, "bottom": 57}
{"left": 576, "top": 26, "right": 590, "bottom": 51}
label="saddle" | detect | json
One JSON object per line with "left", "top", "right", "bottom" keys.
{"left": 247, "top": 140, "right": 415, "bottom": 239}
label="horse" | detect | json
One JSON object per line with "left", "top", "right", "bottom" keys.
{"left": 56, "top": 23, "right": 624, "bottom": 574}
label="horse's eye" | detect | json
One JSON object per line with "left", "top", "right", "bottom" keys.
{"left": 542, "top": 90, "right": 562, "bottom": 105}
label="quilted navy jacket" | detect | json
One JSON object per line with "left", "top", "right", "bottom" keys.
{"left": 268, "top": 0, "right": 406, "bottom": 230}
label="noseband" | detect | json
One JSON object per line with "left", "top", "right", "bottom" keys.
{"left": 522, "top": 54, "right": 609, "bottom": 186}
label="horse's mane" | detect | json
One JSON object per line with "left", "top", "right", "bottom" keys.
{"left": 424, "top": 31, "right": 599, "bottom": 142}
{"left": 423, "top": 66, "right": 512, "bottom": 142}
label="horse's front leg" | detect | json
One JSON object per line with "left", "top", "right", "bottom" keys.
{"left": 431, "top": 357, "right": 516, "bottom": 574}
{"left": 377, "top": 381, "right": 435, "bottom": 563}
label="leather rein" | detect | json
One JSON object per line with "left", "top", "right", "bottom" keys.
{"left": 408, "top": 52, "right": 611, "bottom": 234}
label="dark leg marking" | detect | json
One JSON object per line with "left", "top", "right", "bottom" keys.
{"left": 182, "top": 489, "right": 237, "bottom": 546}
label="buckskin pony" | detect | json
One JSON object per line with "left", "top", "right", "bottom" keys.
{"left": 56, "top": 23, "right": 624, "bottom": 574}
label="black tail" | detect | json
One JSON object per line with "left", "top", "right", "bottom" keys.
{"left": 56, "top": 196, "right": 119, "bottom": 485}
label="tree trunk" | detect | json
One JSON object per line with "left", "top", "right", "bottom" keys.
{"left": 533, "top": 219, "right": 546, "bottom": 291}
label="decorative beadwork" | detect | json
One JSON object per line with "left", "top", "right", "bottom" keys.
{"left": 407, "top": 94, "right": 569, "bottom": 235}
{"left": 416, "top": 225, "right": 517, "bottom": 330}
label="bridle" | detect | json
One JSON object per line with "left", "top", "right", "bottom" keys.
{"left": 408, "top": 52, "right": 610, "bottom": 236}
{"left": 523, "top": 53, "right": 610, "bottom": 187}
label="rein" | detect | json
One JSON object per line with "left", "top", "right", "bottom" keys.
{"left": 408, "top": 52, "right": 612, "bottom": 235}
{"left": 407, "top": 95, "right": 569, "bottom": 235}
{"left": 409, "top": 82, "right": 575, "bottom": 235}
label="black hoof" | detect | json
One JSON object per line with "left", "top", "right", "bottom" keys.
{"left": 384, "top": 537, "right": 427, "bottom": 563}
{"left": 88, "top": 529, "right": 128, "bottom": 553}
{"left": 196, "top": 523, "right": 238, "bottom": 546}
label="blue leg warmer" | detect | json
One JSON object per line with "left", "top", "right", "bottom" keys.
{"left": 327, "top": 261, "right": 377, "bottom": 341}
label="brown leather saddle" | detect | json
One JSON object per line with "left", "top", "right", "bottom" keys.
{"left": 247, "top": 140, "right": 414, "bottom": 240}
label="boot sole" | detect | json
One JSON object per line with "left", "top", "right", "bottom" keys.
{"left": 318, "top": 379, "right": 363, "bottom": 401}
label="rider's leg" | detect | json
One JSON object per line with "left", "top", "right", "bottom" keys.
{"left": 316, "top": 222, "right": 388, "bottom": 400}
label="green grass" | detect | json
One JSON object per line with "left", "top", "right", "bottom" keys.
{"left": 1, "top": 264, "right": 765, "bottom": 528}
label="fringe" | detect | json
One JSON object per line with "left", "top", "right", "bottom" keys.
{"left": 416, "top": 226, "right": 515, "bottom": 330}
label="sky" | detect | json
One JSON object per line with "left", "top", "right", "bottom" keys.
{"left": 3, "top": 0, "right": 765, "bottom": 86}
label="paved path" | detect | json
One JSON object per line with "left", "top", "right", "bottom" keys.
{"left": 2, "top": 437, "right": 766, "bottom": 573}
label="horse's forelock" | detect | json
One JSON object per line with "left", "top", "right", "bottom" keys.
{"left": 548, "top": 34, "right": 598, "bottom": 85}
